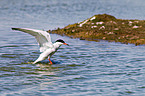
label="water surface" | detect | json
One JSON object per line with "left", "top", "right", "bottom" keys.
{"left": 1, "top": 0, "right": 145, "bottom": 95}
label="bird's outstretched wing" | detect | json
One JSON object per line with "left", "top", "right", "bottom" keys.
{"left": 12, "top": 28, "right": 53, "bottom": 52}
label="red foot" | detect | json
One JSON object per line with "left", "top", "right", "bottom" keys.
{"left": 49, "top": 58, "right": 53, "bottom": 64}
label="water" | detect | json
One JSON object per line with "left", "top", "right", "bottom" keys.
{"left": 1, "top": 0, "right": 145, "bottom": 95}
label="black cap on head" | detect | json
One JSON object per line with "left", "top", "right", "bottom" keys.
{"left": 55, "top": 39, "right": 65, "bottom": 43}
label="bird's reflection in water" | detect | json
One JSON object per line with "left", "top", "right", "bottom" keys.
{"left": 35, "top": 63, "right": 61, "bottom": 89}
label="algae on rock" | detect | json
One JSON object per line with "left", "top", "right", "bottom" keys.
{"left": 49, "top": 14, "right": 145, "bottom": 45}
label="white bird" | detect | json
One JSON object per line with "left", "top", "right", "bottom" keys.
{"left": 12, "top": 28, "right": 69, "bottom": 64}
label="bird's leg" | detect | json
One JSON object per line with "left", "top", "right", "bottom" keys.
{"left": 49, "top": 58, "right": 53, "bottom": 64}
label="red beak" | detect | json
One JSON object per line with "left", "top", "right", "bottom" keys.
{"left": 63, "top": 43, "right": 69, "bottom": 46}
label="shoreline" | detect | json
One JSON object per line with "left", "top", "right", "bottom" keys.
{"left": 48, "top": 14, "right": 145, "bottom": 46}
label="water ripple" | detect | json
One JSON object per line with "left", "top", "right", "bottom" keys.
{"left": 1, "top": 0, "right": 145, "bottom": 95}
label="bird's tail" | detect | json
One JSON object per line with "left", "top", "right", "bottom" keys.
{"left": 33, "top": 55, "right": 46, "bottom": 64}
{"left": 33, "top": 59, "right": 39, "bottom": 64}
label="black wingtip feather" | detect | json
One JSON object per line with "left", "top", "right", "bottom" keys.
{"left": 11, "top": 28, "right": 19, "bottom": 30}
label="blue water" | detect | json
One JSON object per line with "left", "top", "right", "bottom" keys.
{"left": 1, "top": 0, "right": 145, "bottom": 95}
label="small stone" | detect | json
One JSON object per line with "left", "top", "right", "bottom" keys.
{"left": 96, "top": 22, "right": 104, "bottom": 25}
{"left": 129, "top": 21, "right": 133, "bottom": 24}
{"left": 103, "top": 37, "right": 106, "bottom": 39}
{"left": 134, "top": 21, "right": 139, "bottom": 23}
{"left": 108, "top": 32, "right": 114, "bottom": 35}
{"left": 91, "top": 26, "right": 97, "bottom": 28}
{"left": 133, "top": 26, "right": 139, "bottom": 28}
{"left": 72, "top": 30, "right": 75, "bottom": 32}
{"left": 90, "top": 16, "right": 96, "bottom": 20}
{"left": 99, "top": 26, "right": 105, "bottom": 30}
{"left": 114, "top": 28, "right": 119, "bottom": 30}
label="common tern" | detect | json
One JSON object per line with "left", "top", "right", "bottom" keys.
{"left": 12, "top": 28, "right": 69, "bottom": 64}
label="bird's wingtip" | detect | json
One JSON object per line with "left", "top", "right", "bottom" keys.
{"left": 11, "top": 28, "right": 19, "bottom": 30}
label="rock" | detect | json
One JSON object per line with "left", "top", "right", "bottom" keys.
{"left": 50, "top": 14, "right": 145, "bottom": 45}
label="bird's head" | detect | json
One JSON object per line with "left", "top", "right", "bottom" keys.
{"left": 55, "top": 39, "right": 69, "bottom": 46}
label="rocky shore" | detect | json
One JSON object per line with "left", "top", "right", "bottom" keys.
{"left": 48, "top": 14, "right": 145, "bottom": 45}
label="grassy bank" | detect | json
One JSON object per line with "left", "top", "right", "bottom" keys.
{"left": 48, "top": 14, "right": 145, "bottom": 45}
